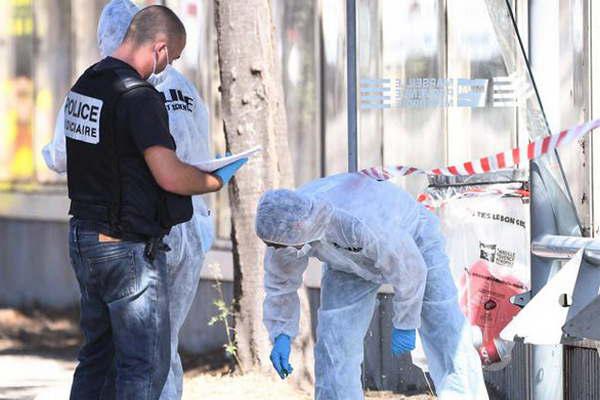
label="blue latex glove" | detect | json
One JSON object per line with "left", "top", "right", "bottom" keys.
{"left": 212, "top": 157, "right": 248, "bottom": 186}
{"left": 391, "top": 328, "right": 416, "bottom": 356}
{"left": 270, "top": 334, "right": 293, "bottom": 379}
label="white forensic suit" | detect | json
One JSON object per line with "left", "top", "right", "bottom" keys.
{"left": 256, "top": 173, "right": 488, "bottom": 400}
{"left": 148, "top": 67, "right": 214, "bottom": 400}
{"left": 41, "top": 1, "right": 214, "bottom": 399}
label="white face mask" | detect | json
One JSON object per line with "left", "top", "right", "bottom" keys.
{"left": 150, "top": 46, "right": 170, "bottom": 78}
{"left": 150, "top": 63, "right": 173, "bottom": 82}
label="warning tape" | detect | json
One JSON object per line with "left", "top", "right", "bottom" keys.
{"left": 360, "top": 119, "right": 600, "bottom": 181}
{"left": 417, "top": 187, "right": 530, "bottom": 211}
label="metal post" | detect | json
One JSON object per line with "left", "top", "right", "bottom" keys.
{"left": 346, "top": 0, "right": 358, "bottom": 172}
{"left": 530, "top": 160, "right": 565, "bottom": 400}
{"left": 532, "top": 234, "right": 600, "bottom": 264}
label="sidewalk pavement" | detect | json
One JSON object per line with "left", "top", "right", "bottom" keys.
{"left": 0, "top": 355, "right": 74, "bottom": 400}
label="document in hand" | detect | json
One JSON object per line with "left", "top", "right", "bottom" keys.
{"left": 192, "top": 146, "right": 262, "bottom": 172}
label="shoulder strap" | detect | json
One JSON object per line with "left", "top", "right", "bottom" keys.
{"left": 113, "top": 68, "right": 154, "bottom": 95}
{"left": 107, "top": 69, "right": 155, "bottom": 235}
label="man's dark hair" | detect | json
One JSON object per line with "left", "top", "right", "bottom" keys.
{"left": 124, "top": 5, "right": 186, "bottom": 47}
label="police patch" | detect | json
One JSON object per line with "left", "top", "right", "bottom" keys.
{"left": 64, "top": 91, "right": 103, "bottom": 144}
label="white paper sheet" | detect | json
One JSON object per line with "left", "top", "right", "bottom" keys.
{"left": 192, "top": 146, "right": 262, "bottom": 172}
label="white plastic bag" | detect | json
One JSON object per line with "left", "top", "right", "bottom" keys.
{"left": 420, "top": 182, "right": 530, "bottom": 370}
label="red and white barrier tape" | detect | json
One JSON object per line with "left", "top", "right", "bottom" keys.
{"left": 360, "top": 119, "right": 600, "bottom": 181}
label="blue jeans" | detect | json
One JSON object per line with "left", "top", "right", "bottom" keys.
{"left": 68, "top": 218, "right": 171, "bottom": 400}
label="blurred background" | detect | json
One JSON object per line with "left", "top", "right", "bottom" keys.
{"left": 1, "top": 0, "right": 599, "bottom": 399}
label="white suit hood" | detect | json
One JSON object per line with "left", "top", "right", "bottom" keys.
{"left": 97, "top": 0, "right": 139, "bottom": 57}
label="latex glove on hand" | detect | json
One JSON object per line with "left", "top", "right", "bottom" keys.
{"left": 212, "top": 157, "right": 248, "bottom": 187}
{"left": 270, "top": 334, "right": 293, "bottom": 379}
{"left": 391, "top": 328, "right": 416, "bottom": 356}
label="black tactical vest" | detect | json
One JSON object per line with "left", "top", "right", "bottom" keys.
{"left": 66, "top": 59, "right": 192, "bottom": 240}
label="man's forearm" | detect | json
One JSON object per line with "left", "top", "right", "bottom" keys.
{"left": 143, "top": 145, "right": 223, "bottom": 195}
{"left": 167, "top": 162, "right": 223, "bottom": 195}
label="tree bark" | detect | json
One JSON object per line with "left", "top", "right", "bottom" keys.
{"left": 34, "top": 0, "right": 71, "bottom": 182}
{"left": 214, "top": 0, "right": 314, "bottom": 390}
{"left": 0, "top": 1, "right": 14, "bottom": 181}
{"left": 71, "top": 0, "right": 104, "bottom": 78}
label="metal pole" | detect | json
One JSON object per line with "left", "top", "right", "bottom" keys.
{"left": 530, "top": 160, "right": 564, "bottom": 400}
{"left": 346, "top": 0, "right": 358, "bottom": 172}
{"left": 506, "top": 0, "right": 582, "bottom": 231}
{"left": 532, "top": 234, "right": 600, "bottom": 264}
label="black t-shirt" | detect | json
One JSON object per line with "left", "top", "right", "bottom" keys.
{"left": 109, "top": 58, "right": 175, "bottom": 154}
{"left": 104, "top": 58, "right": 178, "bottom": 236}
{"left": 67, "top": 56, "right": 182, "bottom": 238}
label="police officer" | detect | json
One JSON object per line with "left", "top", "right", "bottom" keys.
{"left": 65, "top": 6, "right": 246, "bottom": 400}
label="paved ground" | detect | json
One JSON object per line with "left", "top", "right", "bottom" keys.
{"left": 0, "top": 308, "right": 79, "bottom": 400}
{"left": 0, "top": 308, "right": 435, "bottom": 400}
{"left": 0, "top": 355, "right": 73, "bottom": 400}
{"left": 0, "top": 356, "right": 433, "bottom": 400}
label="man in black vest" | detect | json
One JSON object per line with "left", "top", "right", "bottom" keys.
{"left": 65, "top": 6, "right": 246, "bottom": 400}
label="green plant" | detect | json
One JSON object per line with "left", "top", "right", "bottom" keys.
{"left": 207, "top": 263, "right": 244, "bottom": 373}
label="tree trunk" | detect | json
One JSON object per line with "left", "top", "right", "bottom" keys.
{"left": 34, "top": 0, "right": 71, "bottom": 182}
{"left": 214, "top": 0, "right": 315, "bottom": 390}
{"left": 0, "top": 1, "right": 13, "bottom": 181}
{"left": 71, "top": 0, "right": 104, "bottom": 78}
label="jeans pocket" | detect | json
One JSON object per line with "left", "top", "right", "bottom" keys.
{"left": 89, "top": 249, "right": 137, "bottom": 303}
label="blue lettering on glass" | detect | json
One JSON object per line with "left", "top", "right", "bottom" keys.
{"left": 359, "top": 76, "right": 515, "bottom": 110}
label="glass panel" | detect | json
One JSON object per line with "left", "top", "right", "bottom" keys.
{"left": 484, "top": 0, "right": 580, "bottom": 228}
{"left": 356, "top": 0, "right": 560, "bottom": 198}
{"left": 0, "top": 0, "right": 35, "bottom": 183}
{"left": 356, "top": 0, "right": 382, "bottom": 169}
{"left": 447, "top": 0, "right": 516, "bottom": 165}
{"left": 0, "top": 0, "right": 74, "bottom": 188}
{"left": 273, "top": 0, "right": 321, "bottom": 185}
{"left": 321, "top": 0, "right": 348, "bottom": 176}
{"left": 378, "top": 0, "right": 446, "bottom": 195}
